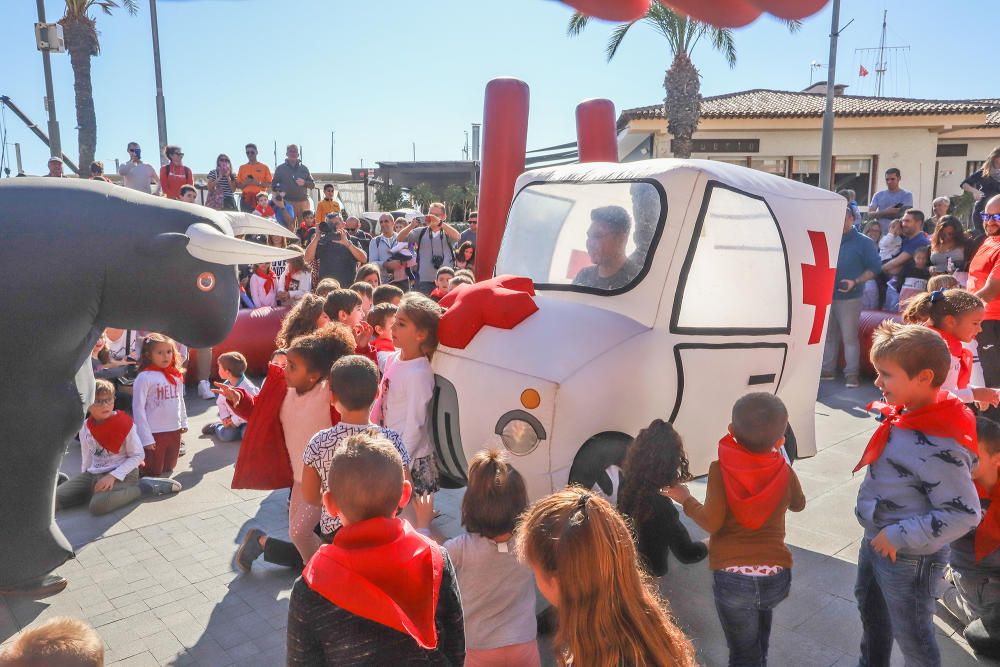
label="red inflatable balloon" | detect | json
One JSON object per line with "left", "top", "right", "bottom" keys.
{"left": 558, "top": 0, "right": 652, "bottom": 22}
{"left": 188, "top": 305, "right": 289, "bottom": 381}
{"left": 661, "top": 0, "right": 761, "bottom": 27}
{"left": 749, "top": 0, "right": 827, "bottom": 20}
{"left": 576, "top": 98, "right": 618, "bottom": 163}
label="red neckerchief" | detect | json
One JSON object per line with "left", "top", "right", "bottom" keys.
{"left": 255, "top": 266, "right": 277, "bottom": 294}
{"left": 717, "top": 434, "right": 791, "bottom": 529}
{"left": 854, "top": 391, "right": 977, "bottom": 473}
{"left": 974, "top": 479, "right": 1000, "bottom": 561}
{"left": 255, "top": 204, "right": 275, "bottom": 218}
{"left": 284, "top": 270, "right": 297, "bottom": 291}
{"left": 141, "top": 362, "right": 183, "bottom": 386}
{"left": 86, "top": 411, "right": 133, "bottom": 454}
{"left": 931, "top": 327, "right": 973, "bottom": 390}
{"left": 303, "top": 517, "right": 443, "bottom": 649}
{"left": 372, "top": 337, "right": 395, "bottom": 353}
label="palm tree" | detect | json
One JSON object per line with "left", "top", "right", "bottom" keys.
{"left": 60, "top": 0, "right": 139, "bottom": 171}
{"left": 568, "top": 6, "right": 798, "bottom": 159}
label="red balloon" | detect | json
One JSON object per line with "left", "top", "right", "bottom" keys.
{"left": 748, "top": 0, "right": 828, "bottom": 20}
{"left": 659, "top": 0, "right": 762, "bottom": 27}
{"left": 558, "top": 0, "right": 652, "bottom": 22}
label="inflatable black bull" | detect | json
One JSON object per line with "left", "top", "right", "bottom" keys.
{"left": 0, "top": 179, "right": 298, "bottom": 591}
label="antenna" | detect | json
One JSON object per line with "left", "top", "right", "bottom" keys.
{"left": 853, "top": 10, "right": 909, "bottom": 97}
{"left": 809, "top": 60, "right": 824, "bottom": 85}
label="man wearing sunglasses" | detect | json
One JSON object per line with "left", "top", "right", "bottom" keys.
{"left": 968, "top": 196, "right": 1000, "bottom": 420}
{"left": 237, "top": 143, "right": 272, "bottom": 212}
{"left": 118, "top": 142, "right": 159, "bottom": 194}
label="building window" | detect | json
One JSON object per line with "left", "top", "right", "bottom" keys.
{"left": 833, "top": 157, "right": 873, "bottom": 205}
{"left": 791, "top": 158, "right": 820, "bottom": 188}
{"left": 750, "top": 158, "right": 788, "bottom": 177}
{"left": 937, "top": 144, "right": 968, "bottom": 157}
{"left": 968, "top": 161, "right": 983, "bottom": 177}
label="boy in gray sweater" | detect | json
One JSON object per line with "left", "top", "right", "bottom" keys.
{"left": 854, "top": 321, "right": 981, "bottom": 667}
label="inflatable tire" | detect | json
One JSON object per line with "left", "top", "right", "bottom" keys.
{"left": 568, "top": 432, "right": 632, "bottom": 502}
{"left": 782, "top": 423, "right": 798, "bottom": 465}
{"left": 857, "top": 311, "right": 901, "bottom": 377}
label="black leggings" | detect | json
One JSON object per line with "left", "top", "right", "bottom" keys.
{"left": 978, "top": 321, "right": 1000, "bottom": 423}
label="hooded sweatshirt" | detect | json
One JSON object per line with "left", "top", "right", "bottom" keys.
{"left": 286, "top": 517, "right": 465, "bottom": 666}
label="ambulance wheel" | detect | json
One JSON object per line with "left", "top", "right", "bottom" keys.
{"left": 782, "top": 424, "right": 798, "bottom": 465}
{"left": 567, "top": 432, "right": 632, "bottom": 503}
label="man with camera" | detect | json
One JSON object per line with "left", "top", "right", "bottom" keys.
{"left": 118, "top": 142, "right": 159, "bottom": 195}
{"left": 396, "top": 202, "right": 461, "bottom": 294}
{"left": 304, "top": 213, "right": 368, "bottom": 288}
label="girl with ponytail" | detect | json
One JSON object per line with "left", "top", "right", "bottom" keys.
{"left": 902, "top": 288, "right": 999, "bottom": 407}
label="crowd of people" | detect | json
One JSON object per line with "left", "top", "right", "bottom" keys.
{"left": 9, "top": 145, "right": 1000, "bottom": 667}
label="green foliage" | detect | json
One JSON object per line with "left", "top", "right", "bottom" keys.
{"left": 374, "top": 183, "right": 408, "bottom": 211}
{"left": 409, "top": 182, "right": 438, "bottom": 211}
{"left": 949, "top": 191, "right": 976, "bottom": 229}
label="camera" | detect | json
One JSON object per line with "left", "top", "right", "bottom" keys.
{"left": 318, "top": 220, "right": 332, "bottom": 234}
{"left": 133, "top": 148, "right": 141, "bottom": 159}
{"left": 432, "top": 255, "right": 444, "bottom": 269}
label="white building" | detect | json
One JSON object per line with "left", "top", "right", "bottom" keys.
{"left": 617, "top": 84, "right": 1000, "bottom": 210}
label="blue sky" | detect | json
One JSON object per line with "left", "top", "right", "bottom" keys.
{"left": 1, "top": 0, "right": 994, "bottom": 176}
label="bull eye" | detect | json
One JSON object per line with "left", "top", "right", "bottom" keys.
{"left": 196, "top": 272, "right": 216, "bottom": 292}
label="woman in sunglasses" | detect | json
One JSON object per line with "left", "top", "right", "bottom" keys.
{"left": 206, "top": 153, "right": 238, "bottom": 210}
{"left": 159, "top": 145, "right": 193, "bottom": 200}
{"left": 966, "top": 194, "right": 1000, "bottom": 423}
{"left": 962, "top": 146, "right": 1000, "bottom": 225}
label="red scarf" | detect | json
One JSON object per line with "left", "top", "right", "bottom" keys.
{"left": 974, "top": 479, "right": 1000, "bottom": 561}
{"left": 932, "top": 327, "right": 973, "bottom": 390}
{"left": 854, "top": 391, "right": 977, "bottom": 473}
{"left": 141, "top": 363, "right": 183, "bottom": 386}
{"left": 86, "top": 411, "right": 133, "bottom": 454}
{"left": 303, "top": 517, "right": 443, "bottom": 649}
{"left": 255, "top": 266, "right": 277, "bottom": 295}
{"left": 372, "top": 337, "right": 395, "bottom": 353}
{"left": 255, "top": 204, "right": 275, "bottom": 218}
{"left": 717, "top": 434, "right": 791, "bottom": 529}
{"left": 284, "top": 270, "right": 296, "bottom": 291}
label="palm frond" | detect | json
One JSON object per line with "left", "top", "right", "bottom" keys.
{"left": 710, "top": 28, "right": 737, "bottom": 68}
{"left": 604, "top": 21, "right": 637, "bottom": 62}
{"left": 784, "top": 19, "right": 802, "bottom": 33}
{"left": 566, "top": 12, "right": 589, "bottom": 37}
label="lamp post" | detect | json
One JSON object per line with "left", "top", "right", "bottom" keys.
{"left": 35, "top": 0, "right": 62, "bottom": 160}
{"left": 818, "top": 0, "right": 841, "bottom": 192}
{"left": 149, "top": 0, "right": 168, "bottom": 164}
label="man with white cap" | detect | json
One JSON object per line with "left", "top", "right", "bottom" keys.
{"left": 44, "top": 157, "right": 63, "bottom": 178}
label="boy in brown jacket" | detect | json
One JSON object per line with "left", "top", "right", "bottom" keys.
{"left": 665, "top": 392, "right": 805, "bottom": 667}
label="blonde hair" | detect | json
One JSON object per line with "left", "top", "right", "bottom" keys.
{"left": 2, "top": 616, "right": 104, "bottom": 666}
{"left": 870, "top": 321, "right": 950, "bottom": 387}
{"left": 517, "top": 488, "right": 696, "bottom": 667}
{"left": 981, "top": 145, "right": 1000, "bottom": 178}
{"left": 927, "top": 274, "right": 960, "bottom": 291}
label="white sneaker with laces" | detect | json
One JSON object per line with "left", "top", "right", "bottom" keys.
{"left": 197, "top": 380, "right": 214, "bottom": 400}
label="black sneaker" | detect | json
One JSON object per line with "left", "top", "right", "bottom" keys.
{"left": 201, "top": 422, "right": 221, "bottom": 436}
{"left": 237, "top": 528, "right": 265, "bottom": 573}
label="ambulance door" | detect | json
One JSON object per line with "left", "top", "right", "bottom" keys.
{"left": 667, "top": 181, "right": 792, "bottom": 474}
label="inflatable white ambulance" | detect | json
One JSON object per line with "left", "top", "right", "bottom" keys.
{"left": 430, "top": 159, "right": 846, "bottom": 501}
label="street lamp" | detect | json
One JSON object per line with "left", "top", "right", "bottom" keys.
{"left": 34, "top": 0, "right": 63, "bottom": 161}
{"left": 149, "top": 0, "right": 168, "bottom": 164}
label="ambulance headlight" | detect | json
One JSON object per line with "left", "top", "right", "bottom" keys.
{"left": 495, "top": 410, "right": 546, "bottom": 456}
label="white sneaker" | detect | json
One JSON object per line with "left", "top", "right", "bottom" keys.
{"left": 197, "top": 380, "right": 214, "bottom": 400}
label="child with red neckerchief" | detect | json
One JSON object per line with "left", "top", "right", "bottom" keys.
{"left": 57, "top": 379, "right": 180, "bottom": 514}
{"left": 664, "top": 393, "right": 804, "bottom": 667}
{"left": 902, "top": 288, "right": 1000, "bottom": 409}
{"left": 248, "top": 262, "right": 278, "bottom": 308}
{"left": 286, "top": 431, "right": 465, "bottom": 666}
{"left": 367, "top": 302, "right": 397, "bottom": 374}
{"left": 853, "top": 321, "right": 981, "bottom": 667}
{"left": 132, "top": 334, "right": 187, "bottom": 477}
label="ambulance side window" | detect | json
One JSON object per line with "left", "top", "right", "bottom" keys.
{"left": 671, "top": 183, "right": 791, "bottom": 334}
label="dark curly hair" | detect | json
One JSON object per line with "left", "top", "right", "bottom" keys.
{"left": 275, "top": 293, "right": 326, "bottom": 349}
{"left": 617, "top": 420, "right": 691, "bottom": 525}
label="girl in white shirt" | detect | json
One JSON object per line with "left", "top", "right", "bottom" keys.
{"left": 249, "top": 262, "right": 278, "bottom": 308}
{"left": 132, "top": 334, "right": 188, "bottom": 476}
{"left": 371, "top": 293, "right": 442, "bottom": 494}
{"left": 278, "top": 251, "right": 312, "bottom": 306}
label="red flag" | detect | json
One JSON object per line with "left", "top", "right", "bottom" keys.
{"left": 859, "top": 65, "right": 870, "bottom": 77}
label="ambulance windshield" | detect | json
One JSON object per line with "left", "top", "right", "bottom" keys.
{"left": 496, "top": 181, "right": 663, "bottom": 293}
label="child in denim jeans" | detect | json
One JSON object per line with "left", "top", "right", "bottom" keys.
{"left": 665, "top": 393, "right": 804, "bottom": 667}
{"left": 942, "top": 416, "right": 1000, "bottom": 658}
{"left": 854, "top": 322, "right": 981, "bottom": 667}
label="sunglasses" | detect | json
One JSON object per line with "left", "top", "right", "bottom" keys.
{"left": 171, "top": 152, "right": 184, "bottom": 157}
{"left": 93, "top": 397, "right": 115, "bottom": 406}
{"left": 246, "top": 150, "right": 257, "bottom": 154}
{"left": 982, "top": 213, "right": 1000, "bottom": 222}
{"left": 128, "top": 148, "right": 140, "bottom": 153}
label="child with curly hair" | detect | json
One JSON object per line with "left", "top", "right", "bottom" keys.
{"left": 617, "top": 419, "right": 708, "bottom": 576}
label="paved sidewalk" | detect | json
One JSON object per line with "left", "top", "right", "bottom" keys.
{"left": 0, "top": 380, "right": 997, "bottom": 666}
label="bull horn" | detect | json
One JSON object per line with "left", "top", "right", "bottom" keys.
{"left": 223, "top": 211, "right": 298, "bottom": 241}
{"left": 184, "top": 223, "right": 302, "bottom": 264}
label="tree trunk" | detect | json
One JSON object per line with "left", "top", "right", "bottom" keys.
{"left": 60, "top": 17, "right": 99, "bottom": 173}
{"left": 664, "top": 52, "right": 701, "bottom": 159}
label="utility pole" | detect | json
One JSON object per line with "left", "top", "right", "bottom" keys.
{"left": 412, "top": 142, "right": 416, "bottom": 162}
{"left": 35, "top": 0, "right": 62, "bottom": 160}
{"left": 149, "top": 0, "right": 168, "bottom": 163}
{"left": 875, "top": 10, "right": 887, "bottom": 97}
{"left": 818, "top": 0, "right": 842, "bottom": 192}
{"left": 330, "top": 130, "right": 335, "bottom": 172}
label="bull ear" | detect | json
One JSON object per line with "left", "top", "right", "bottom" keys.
{"left": 136, "top": 232, "right": 190, "bottom": 256}
{"left": 184, "top": 223, "right": 301, "bottom": 265}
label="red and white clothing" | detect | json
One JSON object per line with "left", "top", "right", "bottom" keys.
{"left": 132, "top": 369, "right": 188, "bottom": 446}
{"left": 934, "top": 327, "right": 984, "bottom": 405}
{"left": 283, "top": 269, "right": 313, "bottom": 304}
{"left": 371, "top": 352, "right": 435, "bottom": 461}
{"left": 79, "top": 413, "right": 145, "bottom": 480}
{"left": 216, "top": 376, "right": 258, "bottom": 428}
{"left": 372, "top": 337, "right": 395, "bottom": 375}
{"left": 158, "top": 163, "right": 193, "bottom": 200}
{"left": 249, "top": 269, "right": 278, "bottom": 308}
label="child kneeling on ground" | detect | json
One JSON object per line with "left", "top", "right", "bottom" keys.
{"left": 286, "top": 431, "right": 465, "bottom": 666}
{"left": 58, "top": 380, "right": 180, "bottom": 515}
{"left": 202, "top": 352, "right": 257, "bottom": 442}
{"left": 665, "top": 393, "right": 805, "bottom": 667}
{"left": 854, "top": 321, "right": 981, "bottom": 666}
{"left": 942, "top": 416, "right": 1000, "bottom": 657}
